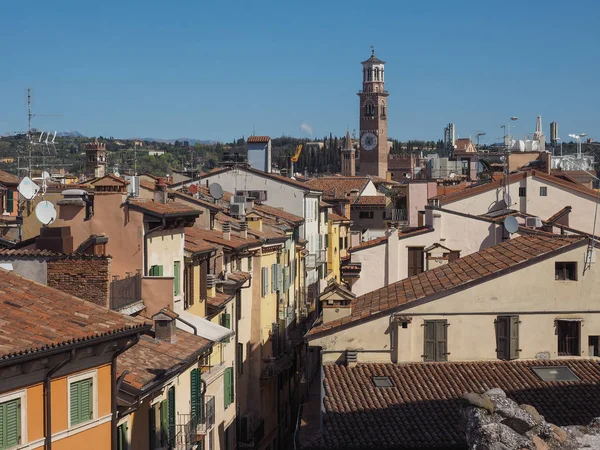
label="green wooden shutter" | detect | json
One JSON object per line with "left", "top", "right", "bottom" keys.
{"left": 174, "top": 261, "right": 180, "bottom": 295}
{"left": 158, "top": 265, "right": 163, "bottom": 277}
{"left": 191, "top": 369, "right": 200, "bottom": 420}
{"left": 436, "top": 320, "right": 448, "bottom": 361}
{"left": 160, "top": 399, "right": 168, "bottom": 447}
{"left": 224, "top": 368, "right": 231, "bottom": 409}
{"left": 6, "top": 191, "right": 14, "bottom": 214}
{"left": 70, "top": 381, "right": 80, "bottom": 425}
{"left": 168, "top": 387, "right": 175, "bottom": 447}
{"left": 149, "top": 403, "right": 157, "bottom": 449}
{"left": 0, "top": 398, "right": 20, "bottom": 448}
{"left": 229, "top": 367, "right": 234, "bottom": 404}
{"left": 423, "top": 321, "right": 435, "bottom": 361}
{"left": 496, "top": 316, "right": 508, "bottom": 360}
{"left": 117, "top": 422, "right": 128, "bottom": 450}
{"left": 509, "top": 316, "right": 520, "bottom": 360}
{"left": 70, "top": 378, "right": 92, "bottom": 426}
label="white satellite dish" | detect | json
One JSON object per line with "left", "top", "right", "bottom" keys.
{"left": 41, "top": 171, "right": 51, "bottom": 180}
{"left": 449, "top": 172, "right": 456, "bottom": 179}
{"left": 503, "top": 192, "right": 512, "bottom": 208}
{"left": 114, "top": 171, "right": 120, "bottom": 177}
{"left": 503, "top": 215, "right": 519, "bottom": 234}
{"left": 209, "top": 183, "right": 223, "bottom": 200}
{"left": 17, "top": 177, "right": 40, "bottom": 200}
{"left": 35, "top": 201, "right": 57, "bottom": 226}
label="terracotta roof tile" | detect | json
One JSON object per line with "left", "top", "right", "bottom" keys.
{"left": 127, "top": 198, "right": 201, "bottom": 218}
{"left": 118, "top": 331, "right": 211, "bottom": 390}
{"left": 352, "top": 195, "right": 387, "bottom": 205}
{"left": 253, "top": 203, "right": 304, "bottom": 225}
{"left": 348, "top": 227, "right": 433, "bottom": 253}
{"left": 186, "top": 226, "right": 257, "bottom": 251}
{"left": 301, "top": 359, "right": 600, "bottom": 449}
{"left": 0, "top": 248, "right": 108, "bottom": 259}
{"left": 247, "top": 135, "right": 270, "bottom": 143}
{"left": 0, "top": 269, "right": 150, "bottom": 361}
{"left": 309, "top": 234, "right": 585, "bottom": 337}
{"left": 328, "top": 212, "right": 350, "bottom": 222}
{"left": 206, "top": 291, "right": 234, "bottom": 309}
{"left": 0, "top": 170, "right": 19, "bottom": 185}
{"left": 305, "top": 177, "right": 370, "bottom": 200}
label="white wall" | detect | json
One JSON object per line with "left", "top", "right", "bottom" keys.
{"left": 147, "top": 228, "right": 185, "bottom": 311}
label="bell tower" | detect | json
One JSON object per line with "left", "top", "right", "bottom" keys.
{"left": 358, "top": 48, "right": 389, "bottom": 178}
{"left": 340, "top": 129, "right": 356, "bottom": 177}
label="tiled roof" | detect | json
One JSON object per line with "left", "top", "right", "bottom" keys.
{"left": 0, "top": 248, "right": 108, "bottom": 259}
{"left": 87, "top": 174, "right": 129, "bottom": 186}
{"left": 303, "top": 359, "right": 600, "bottom": 449}
{"left": 186, "top": 226, "right": 257, "bottom": 251}
{"left": 139, "top": 179, "right": 156, "bottom": 191}
{"left": 203, "top": 166, "right": 317, "bottom": 191}
{"left": 348, "top": 227, "right": 433, "bottom": 253}
{"left": 352, "top": 195, "right": 386, "bottom": 206}
{"left": 253, "top": 203, "right": 304, "bottom": 225}
{"left": 226, "top": 271, "right": 251, "bottom": 284}
{"left": 0, "top": 170, "right": 19, "bottom": 185}
{"left": 309, "top": 234, "right": 585, "bottom": 337}
{"left": 170, "top": 188, "right": 224, "bottom": 212}
{"left": 127, "top": 198, "right": 201, "bottom": 218}
{"left": 184, "top": 234, "right": 216, "bottom": 255}
{"left": 118, "top": 331, "right": 211, "bottom": 390}
{"left": 305, "top": 177, "right": 370, "bottom": 200}
{"left": 206, "top": 291, "right": 234, "bottom": 309}
{"left": 328, "top": 212, "right": 350, "bottom": 222}
{"left": 546, "top": 206, "right": 572, "bottom": 224}
{"left": 247, "top": 135, "right": 270, "bottom": 143}
{"left": 0, "top": 269, "right": 150, "bottom": 361}
{"left": 369, "top": 176, "right": 400, "bottom": 186}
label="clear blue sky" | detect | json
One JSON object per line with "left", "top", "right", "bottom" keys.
{"left": 1, "top": 0, "right": 599, "bottom": 144}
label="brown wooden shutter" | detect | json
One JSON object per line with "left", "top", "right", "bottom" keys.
{"left": 436, "top": 320, "right": 448, "bottom": 361}
{"left": 496, "top": 316, "right": 508, "bottom": 360}
{"left": 423, "top": 321, "right": 435, "bottom": 361}
{"left": 408, "top": 248, "right": 416, "bottom": 276}
{"left": 509, "top": 316, "right": 520, "bottom": 360}
{"left": 416, "top": 248, "right": 424, "bottom": 274}
{"left": 200, "top": 260, "right": 207, "bottom": 301}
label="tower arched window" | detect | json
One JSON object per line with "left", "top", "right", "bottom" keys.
{"left": 374, "top": 67, "right": 379, "bottom": 81}
{"left": 368, "top": 68, "right": 372, "bottom": 81}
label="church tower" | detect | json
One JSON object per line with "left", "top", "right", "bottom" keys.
{"left": 340, "top": 129, "right": 356, "bottom": 177}
{"left": 85, "top": 138, "right": 107, "bottom": 180}
{"left": 358, "top": 48, "right": 389, "bottom": 178}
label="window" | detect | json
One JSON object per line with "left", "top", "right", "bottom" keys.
{"left": 173, "top": 261, "right": 180, "bottom": 296}
{"left": 236, "top": 258, "right": 242, "bottom": 271}
{"left": 248, "top": 256, "right": 253, "bottom": 272}
{"left": 149, "top": 403, "right": 158, "bottom": 449}
{"left": 149, "top": 265, "right": 163, "bottom": 276}
{"left": 69, "top": 376, "right": 94, "bottom": 426}
{"left": 224, "top": 367, "right": 234, "bottom": 409}
{"left": 496, "top": 316, "right": 520, "bottom": 360}
{"left": 555, "top": 262, "right": 577, "bottom": 281}
{"left": 261, "top": 267, "right": 269, "bottom": 297}
{"left": 423, "top": 320, "right": 448, "bottom": 361}
{"left": 237, "top": 342, "right": 244, "bottom": 376}
{"left": 6, "top": 190, "right": 14, "bottom": 214}
{"left": 117, "top": 421, "right": 129, "bottom": 450}
{"left": 220, "top": 312, "right": 231, "bottom": 343}
{"left": 359, "top": 211, "right": 374, "bottom": 220}
{"left": 408, "top": 247, "right": 424, "bottom": 276}
{"left": 372, "top": 376, "right": 394, "bottom": 388}
{"left": 167, "top": 387, "right": 176, "bottom": 448}
{"left": 589, "top": 336, "right": 600, "bottom": 357}
{"left": 540, "top": 187, "right": 548, "bottom": 196}
{"left": 190, "top": 368, "right": 204, "bottom": 422}
{"left": 532, "top": 366, "right": 580, "bottom": 382}
{"left": 518, "top": 187, "right": 526, "bottom": 197}
{"left": 0, "top": 396, "right": 22, "bottom": 449}
{"left": 557, "top": 320, "right": 581, "bottom": 356}
{"left": 236, "top": 291, "right": 241, "bottom": 321}
{"left": 339, "top": 237, "right": 343, "bottom": 250}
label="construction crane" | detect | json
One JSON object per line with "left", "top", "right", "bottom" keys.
{"left": 291, "top": 144, "right": 303, "bottom": 162}
{"left": 475, "top": 132, "right": 486, "bottom": 150}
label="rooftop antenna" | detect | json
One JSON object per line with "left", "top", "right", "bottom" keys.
{"left": 475, "top": 132, "right": 486, "bottom": 150}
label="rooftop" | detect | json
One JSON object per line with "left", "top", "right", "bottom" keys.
{"left": 185, "top": 225, "right": 258, "bottom": 251}
{"left": 305, "top": 177, "right": 371, "bottom": 201}
{"left": 127, "top": 198, "right": 201, "bottom": 218}
{"left": 352, "top": 195, "right": 387, "bottom": 206}
{"left": 348, "top": 227, "right": 434, "bottom": 253}
{"left": 0, "top": 269, "right": 150, "bottom": 362}
{"left": 247, "top": 135, "right": 271, "bottom": 144}
{"left": 300, "top": 359, "right": 600, "bottom": 449}
{"left": 0, "top": 170, "right": 19, "bottom": 185}
{"left": 309, "top": 234, "right": 585, "bottom": 338}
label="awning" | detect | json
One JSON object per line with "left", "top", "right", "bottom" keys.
{"left": 176, "top": 310, "right": 235, "bottom": 342}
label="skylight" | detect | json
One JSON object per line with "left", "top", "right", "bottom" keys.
{"left": 532, "top": 366, "right": 580, "bottom": 382}
{"left": 372, "top": 376, "right": 394, "bottom": 388}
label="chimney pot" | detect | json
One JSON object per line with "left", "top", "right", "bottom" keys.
{"left": 152, "top": 308, "right": 178, "bottom": 343}
{"left": 240, "top": 221, "right": 248, "bottom": 239}
{"left": 222, "top": 221, "right": 231, "bottom": 240}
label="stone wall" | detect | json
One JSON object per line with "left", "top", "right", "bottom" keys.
{"left": 47, "top": 256, "right": 110, "bottom": 307}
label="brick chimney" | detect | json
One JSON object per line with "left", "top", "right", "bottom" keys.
{"left": 152, "top": 308, "right": 178, "bottom": 343}
{"left": 222, "top": 221, "right": 231, "bottom": 241}
{"left": 36, "top": 226, "right": 74, "bottom": 253}
{"left": 240, "top": 221, "right": 248, "bottom": 239}
{"left": 206, "top": 274, "right": 217, "bottom": 298}
{"left": 154, "top": 178, "right": 168, "bottom": 204}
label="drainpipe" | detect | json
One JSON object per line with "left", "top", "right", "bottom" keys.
{"left": 44, "top": 349, "right": 75, "bottom": 450}
{"left": 143, "top": 217, "right": 167, "bottom": 276}
{"left": 112, "top": 334, "right": 141, "bottom": 450}
{"left": 176, "top": 316, "right": 197, "bottom": 335}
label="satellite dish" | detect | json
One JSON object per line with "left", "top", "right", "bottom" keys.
{"left": 189, "top": 184, "right": 198, "bottom": 195}
{"left": 114, "top": 171, "right": 120, "bottom": 177}
{"left": 503, "top": 215, "right": 519, "bottom": 234}
{"left": 449, "top": 172, "right": 456, "bottom": 179}
{"left": 17, "top": 177, "right": 40, "bottom": 200}
{"left": 41, "top": 171, "right": 51, "bottom": 180}
{"left": 209, "top": 183, "right": 223, "bottom": 200}
{"left": 35, "top": 201, "right": 57, "bottom": 226}
{"left": 503, "top": 192, "right": 512, "bottom": 208}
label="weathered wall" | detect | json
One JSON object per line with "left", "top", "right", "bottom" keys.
{"left": 46, "top": 257, "right": 110, "bottom": 307}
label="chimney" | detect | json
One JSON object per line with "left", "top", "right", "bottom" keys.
{"left": 154, "top": 178, "right": 168, "bottom": 204}
{"left": 321, "top": 286, "right": 355, "bottom": 324}
{"left": 207, "top": 274, "right": 217, "bottom": 298}
{"left": 240, "top": 220, "right": 248, "bottom": 239}
{"left": 222, "top": 221, "right": 231, "bottom": 240}
{"left": 247, "top": 215, "right": 263, "bottom": 232}
{"left": 152, "top": 308, "right": 178, "bottom": 343}
{"left": 36, "top": 226, "right": 74, "bottom": 253}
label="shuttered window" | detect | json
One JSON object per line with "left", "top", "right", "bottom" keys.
{"left": 191, "top": 369, "right": 203, "bottom": 421}
{"left": 0, "top": 398, "right": 21, "bottom": 449}
{"left": 224, "top": 367, "right": 234, "bottom": 409}
{"left": 408, "top": 247, "right": 424, "bottom": 276}
{"left": 5, "top": 191, "right": 13, "bottom": 214}
{"left": 168, "top": 387, "right": 175, "bottom": 448}
{"left": 117, "top": 421, "right": 129, "bottom": 450}
{"left": 271, "top": 264, "right": 276, "bottom": 293}
{"left": 160, "top": 399, "right": 168, "bottom": 447}
{"left": 70, "top": 378, "right": 93, "bottom": 426}
{"left": 173, "top": 261, "right": 180, "bottom": 296}
{"left": 496, "top": 316, "right": 520, "bottom": 360}
{"left": 283, "top": 266, "right": 290, "bottom": 292}
{"left": 149, "top": 265, "right": 163, "bottom": 277}
{"left": 220, "top": 312, "right": 231, "bottom": 343}
{"left": 200, "top": 260, "right": 208, "bottom": 300}
{"left": 276, "top": 264, "right": 283, "bottom": 292}
{"left": 261, "top": 267, "right": 269, "bottom": 297}
{"left": 423, "top": 320, "right": 448, "bottom": 361}
{"left": 149, "top": 403, "right": 157, "bottom": 449}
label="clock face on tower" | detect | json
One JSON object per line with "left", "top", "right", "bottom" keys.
{"left": 361, "top": 132, "right": 378, "bottom": 151}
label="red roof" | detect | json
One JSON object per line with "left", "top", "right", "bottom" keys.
{"left": 309, "top": 234, "right": 585, "bottom": 337}
{"left": 305, "top": 177, "right": 371, "bottom": 200}
{"left": 247, "top": 135, "right": 271, "bottom": 144}
{"left": 0, "top": 269, "right": 150, "bottom": 361}
{"left": 127, "top": 198, "right": 201, "bottom": 218}
{"left": 0, "top": 170, "right": 19, "bottom": 186}
{"left": 348, "top": 227, "right": 433, "bottom": 253}
{"left": 352, "top": 195, "right": 387, "bottom": 206}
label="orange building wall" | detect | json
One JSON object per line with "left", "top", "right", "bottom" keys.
{"left": 27, "top": 384, "right": 44, "bottom": 442}
{"left": 53, "top": 421, "right": 111, "bottom": 450}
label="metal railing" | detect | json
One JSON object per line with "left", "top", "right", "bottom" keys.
{"left": 174, "top": 396, "right": 215, "bottom": 449}
{"left": 384, "top": 208, "right": 408, "bottom": 222}
{"left": 109, "top": 271, "right": 142, "bottom": 310}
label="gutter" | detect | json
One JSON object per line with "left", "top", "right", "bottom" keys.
{"left": 143, "top": 217, "right": 167, "bottom": 276}
{"left": 176, "top": 316, "right": 197, "bottom": 335}
{"left": 45, "top": 349, "right": 75, "bottom": 450}
{"left": 111, "top": 334, "right": 141, "bottom": 450}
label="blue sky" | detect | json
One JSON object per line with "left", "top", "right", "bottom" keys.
{"left": 1, "top": 0, "right": 598, "bottom": 144}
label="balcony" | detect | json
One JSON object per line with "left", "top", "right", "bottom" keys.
{"left": 238, "top": 418, "right": 265, "bottom": 449}
{"left": 357, "top": 90, "right": 389, "bottom": 96}
{"left": 174, "top": 396, "right": 215, "bottom": 449}
{"left": 316, "top": 249, "right": 327, "bottom": 264}
{"left": 261, "top": 353, "right": 293, "bottom": 380}
{"left": 279, "top": 305, "right": 296, "bottom": 328}
{"left": 384, "top": 208, "right": 408, "bottom": 223}
{"left": 110, "top": 271, "right": 142, "bottom": 311}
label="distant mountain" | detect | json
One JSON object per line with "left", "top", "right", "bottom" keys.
{"left": 137, "top": 137, "right": 217, "bottom": 145}
{"left": 57, "top": 130, "right": 85, "bottom": 138}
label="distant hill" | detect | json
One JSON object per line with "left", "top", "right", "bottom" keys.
{"left": 57, "top": 130, "right": 85, "bottom": 138}
{"left": 137, "top": 137, "right": 217, "bottom": 146}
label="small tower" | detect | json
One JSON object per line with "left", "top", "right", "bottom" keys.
{"left": 341, "top": 130, "right": 356, "bottom": 177}
{"left": 85, "top": 139, "right": 107, "bottom": 180}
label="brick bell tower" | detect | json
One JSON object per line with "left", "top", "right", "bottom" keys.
{"left": 358, "top": 47, "right": 389, "bottom": 178}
